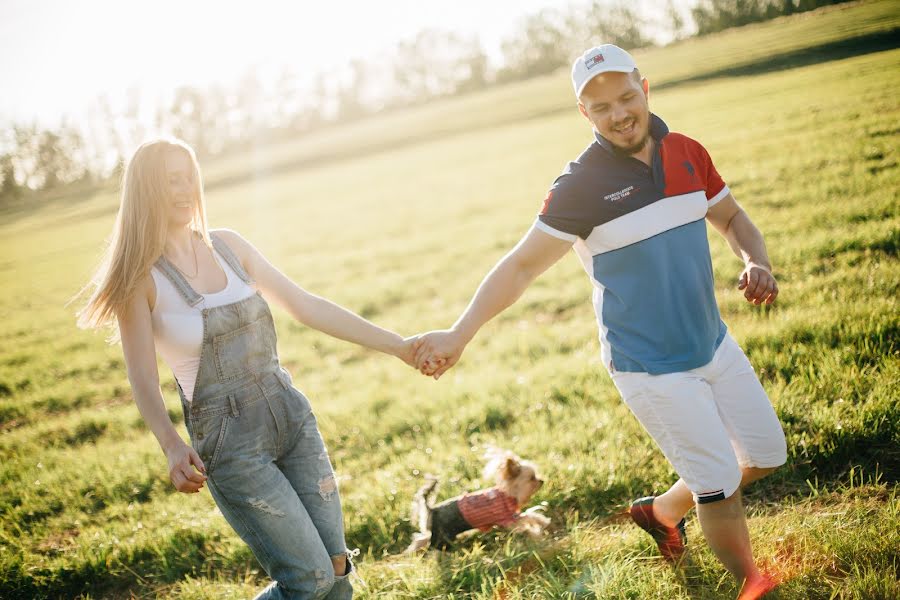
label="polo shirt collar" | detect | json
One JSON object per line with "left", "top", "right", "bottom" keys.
{"left": 594, "top": 113, "right": 669, "bottom": 154}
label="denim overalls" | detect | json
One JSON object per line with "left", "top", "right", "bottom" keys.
{"left": 154, "top": 234, "right": 353, "bottom": 599}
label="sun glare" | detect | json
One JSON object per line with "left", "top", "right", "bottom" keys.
{"left": 3, "top": 0, "right": 557, "bottom": 128}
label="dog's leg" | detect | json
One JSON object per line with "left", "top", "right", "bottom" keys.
{"left": 521, "top": 505, "right": 550, "bottom": 521}
{"left": 406, "top": 531, "right": 433, "bottom": 553}
{"left": 513, "top": 506, "right": 552, "bottom": 537}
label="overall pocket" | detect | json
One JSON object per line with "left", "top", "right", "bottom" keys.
{"left": 190, "top": 413, "right": 230, "bottom": 475}
{"left": 285, "top": 384, "right": 313, "bottom": 417}
{"left": 213, "top": 317, "right": 275, "bottom": 380}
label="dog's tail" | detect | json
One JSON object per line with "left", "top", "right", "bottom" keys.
{"left": 410, "top": 476, "right": 439, "bottom": 532}
{"left": 406, "top": 477, "right": 439, "bottom": 553}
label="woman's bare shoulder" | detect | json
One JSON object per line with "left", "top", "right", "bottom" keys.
{"left": 210, "top": 227, "right": 243, "bottom": 241}
{"left": 137, "top": 270, "right": 157, "bottom": 313}
{"left": 209, "top": 228, "right": 258, "bottom": 261}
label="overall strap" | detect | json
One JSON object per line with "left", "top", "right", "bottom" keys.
{"left": 211, "top": 231, "right": 255, "bottom": 285}
{"left": 153, "top": 254, "right": 203, "bottom": 307}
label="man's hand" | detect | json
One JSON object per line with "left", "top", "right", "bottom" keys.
{"left": 738, "top": 262, "right": 778, "bottom": 305}
{"left": 413, "top": 329, "right": 469, "bottom": 380}
{"left": 409, "top": 225, "right": 572, "bottom": 380}
{"left": 165, "top": 440, "right": 207, "bottom": 494}
{"left": 707, "top": 194, "right": 778, "bottom": 307}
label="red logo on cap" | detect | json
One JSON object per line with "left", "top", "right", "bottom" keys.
{"left": 585, "top": 53, "right": 605, "bottom": 70}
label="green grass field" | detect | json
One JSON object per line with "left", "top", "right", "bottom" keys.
{"left": 1, "top": 1, "right": 898, "bottom": 598}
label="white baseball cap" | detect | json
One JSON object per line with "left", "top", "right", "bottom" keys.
{"left": 571, "top": 44, "right": 638, "bottom": 98}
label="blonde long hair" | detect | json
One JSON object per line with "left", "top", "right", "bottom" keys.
{"left": 77, "top": 138, "right": 211, "bottom": 334}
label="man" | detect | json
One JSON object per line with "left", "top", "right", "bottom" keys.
{"left": 412, "top": 44, "right": 786, "bottom": 598}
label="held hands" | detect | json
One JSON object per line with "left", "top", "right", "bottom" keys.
{"left": 738, "top": 262, "right": 778, "bottom": 305}
{"left": 165, "top": 440, "right": 207, "bottom": 494}
{"left": 380, "top": 334, "right": 453, "bottom": 376}
{"left": 411, "top": 329, "right": 468, "bottom": 380}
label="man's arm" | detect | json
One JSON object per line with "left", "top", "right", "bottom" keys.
{"left": 706, "top": 193, "right": 778, "bottom": 305}
{"left": 413, "top": 225, "right": 574, "bottom": 379}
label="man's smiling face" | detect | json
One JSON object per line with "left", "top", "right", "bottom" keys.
{"left": 578, "top": 70, "right": 651, "bottom": 156}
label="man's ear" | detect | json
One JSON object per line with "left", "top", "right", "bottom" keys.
{"left": 578, "top": 101, "right": 590, "bottom": 121}
{"left": 642, "top": 77, "right": 650, "bottom": 100}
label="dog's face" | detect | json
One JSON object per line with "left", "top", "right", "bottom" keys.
{"left": 492, "top": 453, "right": 544, "bottom": 506}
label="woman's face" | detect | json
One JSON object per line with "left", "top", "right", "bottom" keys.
{"left": 164, "top": 149, "right": 196, "bottom": 227}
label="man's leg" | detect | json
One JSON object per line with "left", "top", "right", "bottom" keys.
{"left": 652, "top": 466, "right": 778, "bottom": 528}
{"left": 612, "top": 370, "right": 744, "bottom": 572}
{"left": 697, "top": 488, "right": 780, "bottom": 598}
{"left": 649, "top": 334, "right": 785, "bottom": 593}
{"left": 696, "top": 489, "right": 757, "bottom": 582}
{"left": 695, "top": 334, "right": 785, "bottom": 590}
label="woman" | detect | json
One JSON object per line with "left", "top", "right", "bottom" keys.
{"left": 78, "top": 137, "right": 415, "bottom": 599}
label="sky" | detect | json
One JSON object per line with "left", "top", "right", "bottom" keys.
{"left": 0, "top": 0, "right": 579, "bottom": 128}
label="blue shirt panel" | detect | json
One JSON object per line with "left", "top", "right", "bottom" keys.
{"left": 594, "top": 218, "right": 727, "bottom": 374}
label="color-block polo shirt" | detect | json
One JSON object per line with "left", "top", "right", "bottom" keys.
{"left": 536, "top": 114, "right": 729, "bottom": 375}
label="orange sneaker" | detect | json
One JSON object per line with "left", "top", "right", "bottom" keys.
{"left": 629, "top": 496, "right": 687, "bottom": 563}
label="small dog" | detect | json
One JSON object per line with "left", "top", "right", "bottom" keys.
{"left": 406, "top": 448, "right": 551, "bottom": 552}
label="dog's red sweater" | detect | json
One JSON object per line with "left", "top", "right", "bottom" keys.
{"left": 457, "top": 488, "right": 519, "bottom": 531}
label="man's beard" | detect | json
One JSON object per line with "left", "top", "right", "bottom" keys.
{"left": 610, "top": 131, "right": 651, "bottom": 157}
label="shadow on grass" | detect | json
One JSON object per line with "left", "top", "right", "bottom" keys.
{"left": 425, "top": 532, "right": 729, "bottom": 599}
{"left": 0, "top": 527, "right": 258, "bottom": 600}
{"left": 202, "top": 28, "right": 900, "bottom": 196}
{"left": 654, "top": 29, "right": 900, "bottom": 91}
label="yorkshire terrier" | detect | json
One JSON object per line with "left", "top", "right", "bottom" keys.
{"left": 406, "top": 448, "right": 551, "bottom": 552}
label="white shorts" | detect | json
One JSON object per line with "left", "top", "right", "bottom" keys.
{"left": 611, "top": 333, "right": 787, "bottom": 504}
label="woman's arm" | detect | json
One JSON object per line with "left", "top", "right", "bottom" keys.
{"left": 118, "top": 275, "right": 207, "bottom": 493}
{"left": 214, "top": 230, "right": 416, "bottom": 365}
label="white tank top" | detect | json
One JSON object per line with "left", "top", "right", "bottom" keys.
{"left": 150, "top": 249, "right": 256, "bottom": 402}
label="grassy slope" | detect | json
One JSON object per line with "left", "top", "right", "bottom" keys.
{"left": 0, "top": 1, "right": 898, "bottom": 598}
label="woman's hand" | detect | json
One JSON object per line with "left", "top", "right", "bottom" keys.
{"left": 413, "top": 329, "right": 469, "bottom": 379}
{"left": 398, "top": 335, "right": 446, "bottom": 372}
{"left": 165, "top": 440, "right": 207, "bottom": 494}
{"left": 396, "top": 335, "right": 419, "bottom": 367}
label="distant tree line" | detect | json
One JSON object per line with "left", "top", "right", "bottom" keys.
{"left": 0, "top": 0, "right": 852, "bottom": 203}
{"left": 691, "top": 0, "right": 852, "bottom": 35}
